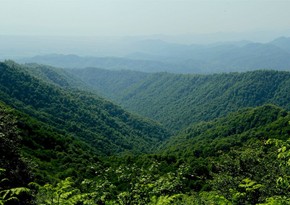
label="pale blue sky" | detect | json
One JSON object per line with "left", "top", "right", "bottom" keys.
{"left": 1, "top": 0, "right": 290, "bottom": 36}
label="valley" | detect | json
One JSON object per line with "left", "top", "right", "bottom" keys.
{"left": 2, "top": 0, "right": 290, "bottom": 204}
{"left": 1, "top": 60, "right": 290, "bottom": 204}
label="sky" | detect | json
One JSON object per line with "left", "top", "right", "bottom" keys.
{"left": 1, "top": 0, "right": 290, "bottom": 37}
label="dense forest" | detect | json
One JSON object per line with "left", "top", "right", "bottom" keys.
{"left": 69, "top": 67, "right": 290, "bottom": 132}
{"left": 1, "top": 61, "right": 290, "bottom": 204}
{"left": 0, "top": 61, "right": 169, "bottom": 155}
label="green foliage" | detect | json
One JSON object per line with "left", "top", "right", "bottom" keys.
{"left": 2, "top": 61, "right": 290, "bottom": 204}
{"left": 149, "top": 194, "right": 184, "bottom": 205}
{"left": 0, "top": 168, "right": 32, "bottom": 205}
{"left": 0, "top": 103, "right": 32, "bottom": 188}
{"left": 1, "top": 99, "right": 287, "bottom": 204}
{"left": 228, "top": 178, "right": 264, "bottom": 204}
{"left": 74, "top": 69, "right": 290, "bottom": 132}
{"left": 0, "top": 100, "right": 101, "bottom": 184}
{"left": 256, "top": 136, "right": 290, "bottom": 204}
{"left": 68, "top": 67, "right": 150, "bottom": 100}
{"left": 258, "top": 196, "right": 290, "bottom": 205}
{"left": 32, "top": 178, "right": 85, "bottom": 205}
{"left": 20, "top": 63, "right": 86, "bottom": 89}
{"left": 158, "top": 105, "right": 290, "bottom": 204}
{"left": 162, "top": 105, "right": 290, "bottom": 157}
{"left": 0, "top": 187, "right": 31, "bottom": 205}
{"left": 0, "top": 61, "right": 169, "bottom": 156}
{"left": 267, "top": 137, "right": 290, "bottom": 194}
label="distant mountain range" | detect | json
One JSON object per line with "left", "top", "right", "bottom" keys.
{"left": 17, "top": 36, "right": 290, "bottom": 74}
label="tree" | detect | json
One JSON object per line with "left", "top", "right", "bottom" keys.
{"left": 0, "top": 168, "right": 31, "bottom": 205}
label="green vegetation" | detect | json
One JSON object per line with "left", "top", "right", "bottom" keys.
{"left": 1, "top": 61, "right": 290, "bottom": 204}
{"left": 162, "top": 104, "right": 290, "bottom": 156}
{"left": 0, "top": 61, "right": 169, "bottom": 155}
{"left": 72, "top": 68, "right": 290, "bottom": 132}
{"left": 0, "top": 103, "right": 33, "bottom": 205}
{"left": 20, "top": 62, "right": 87, "bottom": 89}
{"left": 68, "top": 67, "right": 150, "bottom": 99}
{"left": 2, "top": 100, "right": 290, "bottom": 204}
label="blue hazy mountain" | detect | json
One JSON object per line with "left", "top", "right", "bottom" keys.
{"left": 18, "top": 36, "right": 290, "bottom": 74}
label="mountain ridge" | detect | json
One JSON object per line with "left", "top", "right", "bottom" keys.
{"left": 0, "top": 61, "right": 170, "bottom": 155}
{"left": 69, "top": 68, "right": 290, "bottom": 132}
{"left": 17, "top": 36, "right": 290, "bottom": 74}
{"left": 161, "top": 104, "right": 290, "bottom": 157}
{"left": 2, "top": 61, "right": 290, "bottom": 204}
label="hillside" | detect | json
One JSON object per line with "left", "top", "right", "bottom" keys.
{"left": 3, "top": 103, "right": 289, "bottom": 204}
{"left": 155, "top": 105, "right": 290, "bottom": 204}
{"left": 20, "top": 62, "right": 88, "bottom": 89}
{"left": 162, "top": 104, "right": 290, "bottom": 157}
{"left": 0, "top": 101, "right": 100, "bottom": 184}
{"left": 0, "top": 61, "right": 169, "bottom": 155}
{"left": 70, "top": 68, "right": 290, "bottom": 132}
{"left": 68, "top": 67, "right": 150, "bottom": 98}
{"left": 2, "top": 61, "right": 290, "bottom": 204}
{"left": 21, "top": 65, "right": 290, "bottom": 133}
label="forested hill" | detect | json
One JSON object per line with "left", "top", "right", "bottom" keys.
{"left": 20, "top": 62, "right": 88, "bottom": 89}
{"left": 68, "top": 67, "right": 150, "bottom": 98}
{"left": 3, "top": 101, "right": 290, "bottom": 204}
{"left": 155, "top": 104, "right": 290, "bottom": 204}
{"left": 0, "top": 101, "right": 101, "bottom": 184}
{"left": 161, "top": 104, "right": 290, "bottom": 157}
{"left": 0, "top": 61, "right": 169, "bottom": 155}
{"left": 2, "top": 61, "right": 290, "bottom": 204}
{"left": 17, "top": 64, "right": 290, "bottom": 133}
{"left": 74, "top": 69, "right": 290, "bottom": 132}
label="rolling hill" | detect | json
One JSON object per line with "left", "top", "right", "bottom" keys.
{"left": 0, "top": 101, "right": 100, "bottom": 184}
{"left": 18, "top": 54, "right": 180, "bottom": 73}
{"left": 70, "top": 68, "right": 290, "bottom": 132}
{"left": 17, "top": 36, "right": 290, "bottom": 74}
{"left": 0, "top": 61, "right": 169, "bottom": 156}
{"left": 2, "top": 61, "right": 290, "bottom": 204}
{"left": 161, "top": 104, "right": 290, "bottom": 157}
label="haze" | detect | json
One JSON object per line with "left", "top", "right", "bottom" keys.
{"left": 1, "top": 0, "right": 290, "bottom": 59}
{"left": 1, "top": 0, "right": 290, "bottom": 37}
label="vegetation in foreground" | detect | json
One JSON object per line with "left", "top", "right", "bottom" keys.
{"left": 1, "top": 102, "right": 290, "bottom": 204}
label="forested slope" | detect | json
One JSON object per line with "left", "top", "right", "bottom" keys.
{"left": 68, "top": 67, "right": 150, "bottom": 98}
{"left": 20, "top": 62, "right": 87, "bottom": 89}
{"left": 161, "top": 104, "right": 290, "bottom": 157}
{"left": 0, "top": 102, "right": 100, "bottom": 184}
{"left": 74, "top": 69, "right": 290, "bottom": 132}
{"left": 155, "top": 104, "right": 290, "bottom": 204}
{"left": 25, "top": 64, "right": 290, "bottom": 134}
{"left": 2, "top": 61, "right": 290, "bottom": 204}
{"left": 3, "top": 103, "right": 289, "bottom": 204}
{"left": 0, "top": 61, "right": 169, "bottom": 155}
{"left": 15, "top": 62, "right": 290, "bottom": 133}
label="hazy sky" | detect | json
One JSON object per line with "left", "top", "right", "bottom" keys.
{"left": 1, "top": 0, "right": 290, "bottom": 37}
